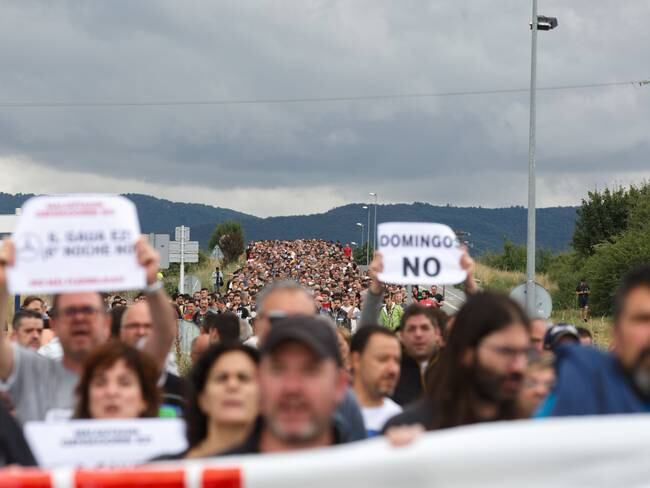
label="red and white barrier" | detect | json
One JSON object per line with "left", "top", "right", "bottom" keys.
{"left": 3, "top": 415, "right": 650, "bottom": 488}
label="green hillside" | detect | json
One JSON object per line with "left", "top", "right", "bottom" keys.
{"left": 0, "top": 193, "right": 576, "bottom": 255}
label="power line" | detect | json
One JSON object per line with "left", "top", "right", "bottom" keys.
{"left": 0, "top": 79, "right": 647, "bottom": 109}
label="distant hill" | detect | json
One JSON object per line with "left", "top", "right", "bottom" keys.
{"left": 0, "top": 193, "right": 577, "bottom": 254}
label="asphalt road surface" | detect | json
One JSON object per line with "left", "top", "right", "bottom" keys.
{"left": 441, "top": 286, "right": 467, "bottom": 314}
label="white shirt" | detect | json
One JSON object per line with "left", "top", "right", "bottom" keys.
{"left": 361, "top": 398, "right": 403, "bottom": 437}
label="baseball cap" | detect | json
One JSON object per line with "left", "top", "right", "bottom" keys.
{"left": 261, "top": 315, "right": 342, "bottom": 366}
{"left": 544, "top": 323, "right": 580, "bottom": 350}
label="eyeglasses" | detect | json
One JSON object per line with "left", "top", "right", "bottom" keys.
{"left": 56, "top": 306, "right": 103, "bottom": 319}
{"left": 482, "top": 343, "right": 533, "bottom": 362}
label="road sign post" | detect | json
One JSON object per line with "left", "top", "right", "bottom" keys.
{"left": 180, "top": 226, "right": 185, "bottom": 294}
{"left": 171, "top": 226, "right": 199, "bottom": 294}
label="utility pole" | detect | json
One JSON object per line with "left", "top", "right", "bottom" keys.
{"left": 370, "top": 192, "right": 378, "bottom": 251}
{"left": 526, "top": 2, "right": 557, "bottom": 316}
{"left": 526, "top": 0, "right": 539, "bottom": 316}
{"left": 363, "top": 205, "right": 371, "bottom": 265}
{"left": 179, "top": 225, "right": 186, "bottom": 294}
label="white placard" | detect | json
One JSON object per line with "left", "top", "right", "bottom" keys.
{"left": 7, "top": 195, "right": 146, "bottom": 294}
{"left": 377, "top": 222, "right": 467, "bottom": 285}
{"left": 25, "top": 418, "right": 188, "bottom": 468}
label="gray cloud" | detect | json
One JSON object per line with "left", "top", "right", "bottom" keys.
{"left": 0, "top": 0, "right": 648, "bottom": 216}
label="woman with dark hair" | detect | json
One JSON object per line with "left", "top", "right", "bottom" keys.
{"left": 74, "top": 341, "right": 161, "bottom": 419}
{"left": 158, "top": 343, "right": 260, "bottom": 459}
{"left": 384, "top": 291, "right": 531, "bottom": 434}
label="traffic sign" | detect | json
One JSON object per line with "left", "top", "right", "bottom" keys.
{"left": 169, "top": 241, "right": 199, "bottom": 254}
{"left": 510, "top": 282, "right": 553, "bottom": 319}
{"left": 175, "top": 226, "right": 190, "bottom": 242}
{"left": 147, "top": 234, "right": 170, "bottom": 269}
{"left": 170, "top": 253, "right": 199, "bottom": 264}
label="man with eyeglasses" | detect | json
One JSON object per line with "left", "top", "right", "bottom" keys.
{"left": 0, "top": 238, "right": 176, "bottom": 424}
{"left": 384, "top": 292, "right": 531, "bottom": 433}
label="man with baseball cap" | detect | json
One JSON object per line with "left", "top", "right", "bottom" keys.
{"left": 544, "top": 323, "right": 580, "bottom": 351}
{"left": 224, "top": 315, "right": 348, "bottom": 454}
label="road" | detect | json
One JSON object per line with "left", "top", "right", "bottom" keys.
{"left": 441, "top": 286, "right": 467, "bottom": 314}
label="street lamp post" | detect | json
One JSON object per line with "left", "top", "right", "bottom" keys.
{"left": 362, "top": 205, "right": 370, "bottom": 265}
{"left": 369, "top": 192, "right": 378, "bottom": 251}
{"left": 355, "top": 223, "right": 365, "bottom": 262}
{"left": 526, "top": 2, "right": 558, "bottom": 316}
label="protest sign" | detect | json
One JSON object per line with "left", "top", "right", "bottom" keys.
{"left": 7, "top": 194, "right": 146, "bottom": 294}
{"left": 377, "top": 222, "right": 466, "bottom": 285}
{"left": 24, "top": 418, "right": 188, "bottom": 468}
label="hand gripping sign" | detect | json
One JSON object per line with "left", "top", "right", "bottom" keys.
{"left": 377, "top": 222, "right": 467, "bottom": 285}
{"left": 8, "top": 195, "right": 146, "bottom": 294}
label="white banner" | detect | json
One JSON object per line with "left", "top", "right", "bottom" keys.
{"left": 24, "top": 418, "right": 187, "bottom": 468}
{"left": 8, "top": 194, "right": 146, "bottom": 294}
{"left": 5, "top": 415, "right": 650, "bottom": 486}
{"left": 377, "top": 222, "right": 467, "bottom": 285}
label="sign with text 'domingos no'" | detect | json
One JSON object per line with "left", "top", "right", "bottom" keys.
{"left": 8, "top": 195, "right": 146, "bottom": 294}
{"left": 377, "top": 222, "right": 467, "bottom": 285}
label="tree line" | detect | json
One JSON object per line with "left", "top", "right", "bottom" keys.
{"left": 482, "top": 183, "right": 650, "bottom": 315}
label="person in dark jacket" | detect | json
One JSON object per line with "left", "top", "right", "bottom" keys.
{"left": 537, "top": 265, "right": 650, "bottom": 417}
{"left": 0, "top": 403, "right": 36, "bottom": 467}
{"left": 391, "top": 305, "right": 445, "bottom": 406}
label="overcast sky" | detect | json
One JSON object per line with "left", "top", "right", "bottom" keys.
{"left": 0, "top": 1, "right": 648, "bottom": 217}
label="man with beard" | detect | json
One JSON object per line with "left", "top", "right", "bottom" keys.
{"left": 193, "top": 297, "right": 213, "bottom": 331}
{"left": 329, "top": 295, "right": 351, "bottom": 331}
{"left": 232, "top": 293, "right": 250, "bottom": 320}
{"left": 244, "top": 280, "right": 367, "bottom": 442}
{"left": 538, "top": 266, "right": 650, "bottom": 416}
{"left": 350, "top": 326, "right": 402, "bottom": 436}
{"left": 224, "top": 315, "right": 348, "bottom": 454}
{"left": 384, "top": 292, "right": 531, "bottom": 432}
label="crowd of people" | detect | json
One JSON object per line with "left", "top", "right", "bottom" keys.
{"left": 0, "top": 236, "right": 649, "bottom": 469}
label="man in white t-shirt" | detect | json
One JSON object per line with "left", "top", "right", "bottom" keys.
{"left": 351, "top": 325, "right": 402, "bottom": 436}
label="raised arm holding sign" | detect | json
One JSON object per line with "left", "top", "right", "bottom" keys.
{"left": 358, "top": 224, "right": 477, "bottom": 330}
{"left": 0, "top": 195, "right": 176, "bottom": 423}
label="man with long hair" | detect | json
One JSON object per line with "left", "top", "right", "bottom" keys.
{"left": 385, "top": 292, "right": 531, "bottom": 431}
